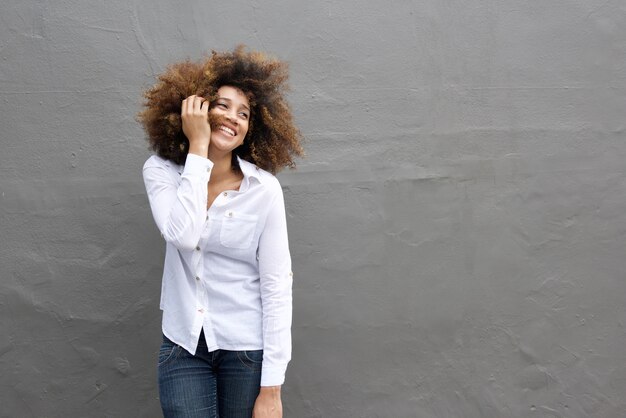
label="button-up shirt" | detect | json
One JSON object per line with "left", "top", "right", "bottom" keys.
{"left": 143, "top": 153, "right": 292, "bottom": 386}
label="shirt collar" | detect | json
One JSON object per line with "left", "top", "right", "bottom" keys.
{"left": 237, "top": 156, "right": 264, "bottom": 187}
{"left": 173, "top": 155, "right": 263, "bottom": 184}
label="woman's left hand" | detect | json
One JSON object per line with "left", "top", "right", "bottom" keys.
{"left": 252, "top": 386, "right": 282, "bottom": 418}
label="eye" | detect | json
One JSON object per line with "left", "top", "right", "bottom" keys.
{"left": 217, "top": 103, "right": 228, "bottom": 109}
{"left": 239, "top": 112, "right": 249, "bottom": 120}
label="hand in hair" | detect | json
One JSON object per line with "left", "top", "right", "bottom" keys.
{"left": 181, "top": 95, "right": 211, "bottom": 158}
{"left": 139, "top": 46, "right": 304, "bottom": 172}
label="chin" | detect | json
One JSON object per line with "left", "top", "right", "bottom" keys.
{"left": 210, "top": 139, "right": 243, "bottom": 154}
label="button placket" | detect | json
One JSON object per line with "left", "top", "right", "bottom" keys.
{"left": 195, "top": 271, "right": 206, "bottom": 315}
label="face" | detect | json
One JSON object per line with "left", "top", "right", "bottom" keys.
{"left": 208, "top": 85, "right": 250, "bottom": 155}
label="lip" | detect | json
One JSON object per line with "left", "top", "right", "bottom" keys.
{"left": 218, "top": 122, "right": 238, "bottom": 137}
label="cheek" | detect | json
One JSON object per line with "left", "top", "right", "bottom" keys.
{"left": 240, "top": 122, "right": 249, "bottom": 139}
{"left": 208, "top": 113, "right": 226, "bottom": 129}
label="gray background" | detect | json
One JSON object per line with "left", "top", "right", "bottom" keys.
{"left": 1, "top": 0, "right": 626, "bottom": 417}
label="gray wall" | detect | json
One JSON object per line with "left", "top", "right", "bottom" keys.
{"left": 1, "top": 1, "right": 626, "bottom": 417}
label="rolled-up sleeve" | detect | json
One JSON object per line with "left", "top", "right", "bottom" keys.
{"left": 257, "top": 185, "right": 293, "bottom": 386}
{"left": 143, "top": 154, "right": 213, "bottom": 251}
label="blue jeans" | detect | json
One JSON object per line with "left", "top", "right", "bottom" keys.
{"left": 158, "top": 331, "right": 262, "bottom": 418}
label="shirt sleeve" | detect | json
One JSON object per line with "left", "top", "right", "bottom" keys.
{"left": 143, "top": 154, "right": 213, "bottom": 251}
{"left": 257, "top": 184, "right": 293, "bottom": 386}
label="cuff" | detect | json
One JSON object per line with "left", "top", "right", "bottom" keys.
{"left": 260, "top": 365, "right": 287, "bottom": 387}
{"left": 183, "top": 153, "right": 214, "bottom": 176}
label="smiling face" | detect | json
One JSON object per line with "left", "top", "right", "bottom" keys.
{"left": 208, "top": 85, "right": 251, "bottom": 157}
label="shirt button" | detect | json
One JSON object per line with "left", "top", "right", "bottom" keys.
{"left": 227, "top": 211, "right": 233, "bottom": 217}
{"left": 223, "top": 192, "right": 228, "bottom": 197}
{"left": 207, "top": 167, "right": 211, "bottom": 172}
{"left": 195, "top": 276, "right": 200, "bottom": 281}
{"left": 289, "top": 271, "right": 293, "bottom": 277}
{"left": 195, "top": 246, "right": 200, "bottom": 251}
{"left": 198, "top": 308, "right": 204, "bottom": 313}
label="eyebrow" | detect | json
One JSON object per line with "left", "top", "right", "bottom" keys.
{"left": 217, "top": 96, "right": 250, "bottom": 112}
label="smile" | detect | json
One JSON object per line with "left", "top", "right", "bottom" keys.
{"left": 219, "top": 125, "right": 236, "bottom": 136}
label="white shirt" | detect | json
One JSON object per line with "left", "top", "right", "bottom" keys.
{"left": 143, "top": 153, "right": 292, "bottom": 386}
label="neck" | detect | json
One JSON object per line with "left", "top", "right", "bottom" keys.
{"left": 208, "top": 151, "right": 235, "bottom": 180}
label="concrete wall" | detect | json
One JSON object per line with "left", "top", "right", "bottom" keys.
{"left": 2, "top": 1, "right": 626, "bottom": 417}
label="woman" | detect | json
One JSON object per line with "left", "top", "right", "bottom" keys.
{"left": 138, "top": 46, "right": 304, "bottom": 417}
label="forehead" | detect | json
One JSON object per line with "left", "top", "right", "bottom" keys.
{"left": 216, "top": 85, "right": 250, "bottom": 108}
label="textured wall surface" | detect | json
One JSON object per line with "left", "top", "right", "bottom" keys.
{"left": 2, "top": 1, "right": 626, "bottom": 417}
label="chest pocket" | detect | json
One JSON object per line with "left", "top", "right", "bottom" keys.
{"left": 220, "top": 211, "right": 258, "bottom": 249}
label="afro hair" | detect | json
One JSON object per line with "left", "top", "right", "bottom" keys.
{"left": 138, "top": 45, "right": 304, "bottom": 174}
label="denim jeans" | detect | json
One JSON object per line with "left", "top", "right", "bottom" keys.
{"left": 158, "top": 331, "right": 262, "bottom": 418}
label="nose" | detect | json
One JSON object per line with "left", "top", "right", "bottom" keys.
{"left": 226, "top": 109, "right": 238, "bottom": 124}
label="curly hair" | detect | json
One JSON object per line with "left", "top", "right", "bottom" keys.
{"left": 138, "top": 45, "right": 304, "bottom": 174}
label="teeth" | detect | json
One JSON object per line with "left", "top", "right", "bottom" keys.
{"left": 219, "top": 126, "right": 235, "bottom": 136}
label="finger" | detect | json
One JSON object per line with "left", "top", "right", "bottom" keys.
{"left": 185, "top": 95, "right": 196, "bottom": 114}
{"left": 181, "top": 97, "right": 187, "bottom": 115}
{"left": 193, "top": 96, "right": 205, "bottom": 113}
{"left": 200, "top": 98, "right": 210, "bottom": 113}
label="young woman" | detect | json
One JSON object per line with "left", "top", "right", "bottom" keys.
{"left": 138, "top": 46, "right": 303, "bottom": 418}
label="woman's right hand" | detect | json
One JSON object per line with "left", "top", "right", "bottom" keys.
{"left": 181, "top": 95, "right": 211, "bottom": 156}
